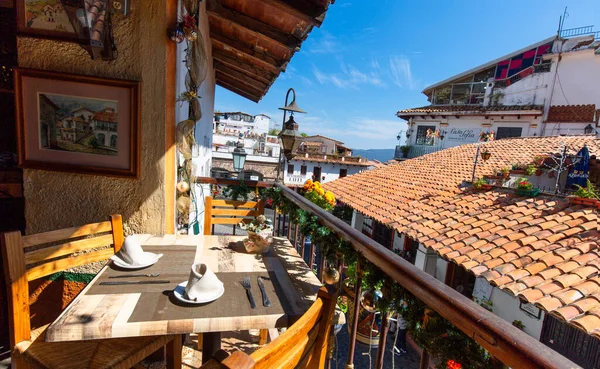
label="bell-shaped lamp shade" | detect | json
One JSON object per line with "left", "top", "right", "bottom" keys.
{"left": 278, "top": 115, "right": 302, "bottom": 161}
{"left": 584, "top": 124, "right": 594, "bottom": 135}
{"left": 279, "top": 99, "right": 306, "bottom": 115}
{"left": 232, "top": 146, "right": 247, "bottom": 173}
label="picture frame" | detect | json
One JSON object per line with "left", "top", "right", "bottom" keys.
{"left": 15, "top": 68, "right": 141, "bottom": 178}
{"left": 16, "top": 0, "right": 81, "bottom": 43}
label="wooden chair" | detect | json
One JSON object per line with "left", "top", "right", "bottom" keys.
{"left": 1, "top": 214, "right": 182, "bottom": 369}
{"left": 203, "top": 196, "right": 264, "bottom": 236}
{"left": 200, "top": 286, "right": 337, "bottom": 369}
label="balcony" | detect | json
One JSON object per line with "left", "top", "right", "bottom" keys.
{"left": 195, "top": 177, "right": 578, "bottom": 369}
{"left": 395, "top": 145, "right": 443, "bottom": 160}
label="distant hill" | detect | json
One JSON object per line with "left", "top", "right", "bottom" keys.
{"left": 352, "top": 149, "right": 395, "bottom": 162}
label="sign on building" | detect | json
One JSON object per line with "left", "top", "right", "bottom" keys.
{"left": 446, "top": 128, "right": 481, "bottom": 144}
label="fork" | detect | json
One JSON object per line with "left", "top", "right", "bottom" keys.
{"left": 109, "top": 273, "right": 161, "bottom": 279}
{"left": 241, "top": 277, "right": 256, "bottom": 309}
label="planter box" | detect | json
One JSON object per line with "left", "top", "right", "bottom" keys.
{"left": 572, "top": 197, "right": 600, "bottom": 208}
{"left": 510, "top": 170, "right": 526, "bottom": 175}
{"left": 516, "top": 188, "right": 540, "bottom": 197}
{"left": 483, "top": 175, "right": 503, "bottom": 180}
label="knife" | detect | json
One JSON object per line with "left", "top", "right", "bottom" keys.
{"left": 99, "top": 280, "right": 170, "bottom": 285}
{"left": 257, "top": 277, "right": 271, "bottom": 307}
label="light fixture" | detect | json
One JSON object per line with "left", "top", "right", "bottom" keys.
{"left": 278, "top": 88, "right": 306, "bottom": 161}
{"left": 481, "top": 150, "right": 492, "bottom": 161}
{"left": 232, "top": 135, "right": 247, "bottom": 174}
{"left": 584, "top": 124, "right": 594, "bottom": 135}
{"left": 60, "top": 0, "right": 126, "bottom": 60}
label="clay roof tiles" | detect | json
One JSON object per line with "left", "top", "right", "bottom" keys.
{"left": 547, "top": 104, "right": 597, "bottom": 123}
{"left": 323, "top": 135, "right": 600, "bottom": 337}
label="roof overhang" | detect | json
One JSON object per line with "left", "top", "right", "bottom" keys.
{"left": 208, "top": 0, "right": 333, "bottom": 102}
{"left": 396, "top": 107, "right": 544, "bottom": 120}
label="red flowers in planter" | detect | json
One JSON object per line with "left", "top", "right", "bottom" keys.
{"left": 447, "top": 360, "right": 462, "bottom": 369}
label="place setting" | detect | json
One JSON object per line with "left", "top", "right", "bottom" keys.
{"left": 173, "top": 262, "right": 225, "bottom": 305}
{"left": 110, "top": 235, "right": 163, "bottom": 270}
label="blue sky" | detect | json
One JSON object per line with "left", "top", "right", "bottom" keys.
{"left": 213, "top": 1, "right": 598, "bottom": 149}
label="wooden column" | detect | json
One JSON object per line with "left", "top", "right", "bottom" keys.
{"left": 419, "top": 351, "right": 430, "bottom": 369}
{"left": 346, "top": 261, "right": 363, "bottom": 369}
{"left": 375, "top": 309, "right": 390, "bottom": 369}
{"left": 164, "top": 0, "right": 177, "bottom": 234}
{"left": 293, "top": 224, "right": 299, "bottom": 249}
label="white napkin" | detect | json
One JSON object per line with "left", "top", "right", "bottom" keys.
{"left": 184, "top": 263, "right": 223, "bottom": 301}
{"left": 111, "top": 235, "right": 157, "bottom": 266}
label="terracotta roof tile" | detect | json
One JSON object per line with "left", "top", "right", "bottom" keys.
{"left": 547, "top": 104, "right": 597, "bottom": 123}
{"left": 324, "top": 136, "right": 600, "bottom": 337}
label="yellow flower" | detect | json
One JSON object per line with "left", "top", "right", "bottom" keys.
{"left": 303, "top": 179, "right": 314, "bottom": 191}
{"left": 313, "top": 181, "right": 322, "bottom": 189}
{"left": 324, "top": 191, "right": 336, "bottom": 206}
{"left": 316, "top": 187, "right": 325, "bottom": 196}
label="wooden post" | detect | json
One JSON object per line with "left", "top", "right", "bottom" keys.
{"left": 287, "top": 217, "right": 292, "bottom": 240}
{"left": 346, "top": 261, "right": 363, "bottom": 369}
{"left": 319, "top": 254, "right": 326, "bottom": 282}
{"left": 300, "top": 235, "right": 306, "bottom": 262}
{"left": 166, "top": 334, "right": 182, "bottom": 369}
{"left": 293, "top": 224, "right": 299, "bottom": 249}
{"left": 419, "top": 351, "right": 430, "bottom": 369}
{"left": 309, "top": 239, "right": 315, "bottom": 269}
{"left": 272, "top": 207, "right": 277, "bottom": 235}
{"left": 375, "top": 283, "right": 391, "bottom": 369}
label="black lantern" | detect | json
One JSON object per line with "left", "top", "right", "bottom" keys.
{"left": 232, "top": 135, "right": 247, "bottom": 173}
{"left": 278, "top": 88, "right": 306, "bottom": 161}
{"left": 60, "top": 0, "right": 121, "bottom": 60}
{"left": 584, "top": 124, "right": 594, "bottom": 135}
{"left": 481, "top": 150, "right": 492, "bottom": 161}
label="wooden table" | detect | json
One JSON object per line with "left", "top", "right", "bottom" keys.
{"left": 46, "top": 235, "right": 322, "bottom": 362}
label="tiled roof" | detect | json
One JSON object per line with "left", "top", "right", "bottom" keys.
{"left": 301, "top": 141, "right": 322, "bottom": 147}
{"left": 547, "top": 105, "right": 597, "bottom": 123}
{"left": 396, "top": 104, "right": 544, "bottom": 116}
{"left": 324, "top": 136, "right": 600, "bottom": 337}
{"left": 291, "top": 154, "right": 371, "bottom": 167}
{"left": 305, "top": 135, "right": 344, "bottom": 144}
{"left": 93, "top": 108, "right": 118, "bottom": 123}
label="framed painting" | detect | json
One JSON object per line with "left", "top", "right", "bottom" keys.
{"left": 16, "top": 0, "right": 81, "bottom": 42}
{"left": 15, "top": 68, "right": 141, "bottom": 178}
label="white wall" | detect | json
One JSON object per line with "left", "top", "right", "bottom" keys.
{"left": 489, "top": 287, "right": 545, "bottom": 340}
{"left": 283, "top": 159, "right": 369, "bottom": 186}
{"left": 351, "top": 211, "right": 364, "bottom": 232}
{"left": 186, "top": 0, "right": 215, "bottom": 235}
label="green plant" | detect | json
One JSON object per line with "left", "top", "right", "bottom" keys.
{"left": 511, "top": 163, "right": 526, "bottom": 171}
{"left": 516, "top": 178, "right": 533, "bottom": 191}
{"left": 473, "top": 178, "right": 487, "bottom": 190}
{"left": 222, "top": 181, "right": 251, "bottom": 200}
{"left": 267, "top": 128, "right": 280, "bottom": 136}
{"left": 532, "top": 155, "right": 547, "bottom": 166}
{"left": 573, "top": 180, "right": 600, "bottom": 199}
{"left": 501, "top": 167, "right": 510, "bottom": 175}
{"left": 400, "top": 145, "right": 411, "bottom": 156}
{"left": 512, "top": 320, "right": 526, "bottom": 330}
{"left": 525, "top": 164, "right": 536, "bottom": 176}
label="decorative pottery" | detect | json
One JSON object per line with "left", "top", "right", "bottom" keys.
{"left": 346, "top": 289, "right": 382, "bottom": 346}
{"left": 243, "top": 230, "right": 273, "bottom": 254}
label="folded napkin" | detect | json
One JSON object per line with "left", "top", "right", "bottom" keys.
{"left": 184, "top": 263, "right": 223, "bottom": 301}
{"left": 111, "top": 235, "right": 158, "bottom": 266}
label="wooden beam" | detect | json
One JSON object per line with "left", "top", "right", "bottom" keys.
{"left": 212, "top": 48, "right": 276, "bottom": 84}
{"left": 216, "top": 79, "right": 261, "bottom": 103}
{"left": 210, "top": 31, "right": 281, "bottom": 73}
{"left": 214, "top": 61, "right": 270, "bottom": 92}
{"left": 257, "top": 0, "right": 325, "bottom": 27}
{"left": 207, "top": 0, "right": 303, "bottom": 49}
{"left": 216, "top": 71, "right": 266, "bottom": 99}
{"left": 165, "top": 0, "right": 177, "bottom": 234}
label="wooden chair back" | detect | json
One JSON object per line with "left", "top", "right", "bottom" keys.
{"left": 0, "top": 214, "right": 125, "bottom": 349}
{"left": 203, "top": 196, "right": 264, "bottom": 235}
{"left": 202, "top": 286, "right": 337, "bottom": 369}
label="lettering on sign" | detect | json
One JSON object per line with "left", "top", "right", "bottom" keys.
{"left": 250, "top": 175, "right": 259, "bottom": 181}
{"left": 446, "top": 128, "right": 481, "bottom": 143}
{"left": 519, "top": 301, "right": 542, "bottom": 319}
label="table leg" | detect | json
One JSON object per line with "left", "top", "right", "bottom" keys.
{"left": 202, "top": 332, "right": 222, "bottom": 364}
{"left": 166, "top": 334, "right": 183, "bottom": 369}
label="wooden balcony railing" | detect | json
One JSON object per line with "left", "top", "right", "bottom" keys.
{"left": 195, "top": 177, "right": 580, "bottom": 369}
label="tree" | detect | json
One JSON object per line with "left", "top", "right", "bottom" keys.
{"left": 268, "top": 128, "right": 280, "bottom": 136}
{"left": 300, "top": 132, "right": 308, "bottom": 137}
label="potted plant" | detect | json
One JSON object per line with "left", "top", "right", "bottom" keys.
{"left": 473, "top": 178, "right": 491, "bottom": 190}
{"left": 400, "top": 145, "right": 411, "bottom": 158}
{"left": 500, "top": 167, "right": 510, "bottom": 179}
{"left": 239, "top": 215, "right": 273, "bottom": 254}
{"left": 516, "top": 178, "right": 540, "bottom": 197}
{"left": 510, "top": 164, "right": 527, "bottom": 175}
{"left": 512, "top": 320, "right": 526, "bottom": 330}
{"left": 525, "top": 164, "right": 537, "bottom": 176}
{"left": 572, "top": 180, "right": 600, "bottom": 208}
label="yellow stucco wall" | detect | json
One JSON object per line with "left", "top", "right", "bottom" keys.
{"left": 18, "top": 2, "right": 169, "bottom": 234}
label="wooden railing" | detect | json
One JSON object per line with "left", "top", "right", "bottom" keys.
{"left": 195, "top": 177, "right": 580, "bottom": 369}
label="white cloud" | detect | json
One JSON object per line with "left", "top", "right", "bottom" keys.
{"left": 389, "top": 56, "right": 416, "bottom": 90}
{"left": 308, "top": 32, "right": 341, "bottom": 54}
{"left": 313, "top": 61, "right": 387, "bottom": 90}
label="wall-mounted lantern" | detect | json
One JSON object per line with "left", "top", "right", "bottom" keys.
{"left": 584, "top": 124, "right": 594, "bottom": 135}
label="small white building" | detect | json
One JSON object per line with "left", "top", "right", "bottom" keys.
{"left": 214, "top": 111, "right": 271, "bottom": 136}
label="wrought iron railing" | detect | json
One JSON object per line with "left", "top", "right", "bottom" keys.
{"left": 196, "top": 176, "right": 580, "bottom": 369}
{"left": 408, "top": 145, "right": 442, "bottom": 158}
{"left": 559, "top": 25, "right": 598, "bottom": 38}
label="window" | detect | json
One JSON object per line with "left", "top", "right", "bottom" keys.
{"left": 372, "top": 221, "right": 393, "bottom": 249}
{"left": 313, "top": 166, "right": 322, "bottom": 181}
{"left": 321, "top": 146, "right": 326, "bottom": 154}
{"left": 339, "top": 168, "right": 347, "bottom": 177}
{"left": 415, "top": 125, "right": 436, "bottom": 146}
{"left": 362, "top": 216, "right": 373, "bottom": 237}
{"left": 287, "top": 164, "right": 294, "bottom": 174}
{"left": 496, "top": 127, "right": 523, "bottom": 140}
{"left": 300, "top": 165, "right": 307, "bottom": 175}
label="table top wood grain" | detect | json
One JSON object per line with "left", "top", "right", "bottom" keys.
{"left": 45, "top": 235, "right": 323, "bottom": 342}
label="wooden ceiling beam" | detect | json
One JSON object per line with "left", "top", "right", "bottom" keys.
{"left": 207, "top": 0, "right": 303, "bottom": 50}
{"left": 216, "top": 71, "right": 266, "bottom": 98}
{"left": 216, "top": 78, "right": 262, "bottom": 103}
{"left": 210, "top": 32, "right": 282, "bottom": 74}
{"left": 212, "top": 48, "right": 276, "bottom": 84}
{"left": 214, "top": 61, "right": 270, "bottom": 92}
{"left": 257, "top": 0, "right": 325, "bottom": 27}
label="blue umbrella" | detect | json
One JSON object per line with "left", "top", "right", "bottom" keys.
{"left": 567, "top": 145, "right": 590, "bottom": 188}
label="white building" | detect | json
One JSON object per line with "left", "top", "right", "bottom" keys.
{"left": 396, "top": 32, "right": 600, "bottom": 160}
{"left": 214, "top": 111, "right": 271, "bottom": 136}
{"left": 283, "top": 135, "right": 374, "bottom": 186}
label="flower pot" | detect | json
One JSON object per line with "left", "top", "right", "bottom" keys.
{"left": 243, "top": 230, "right": 273, "bottom": 254}
{"left": 346, "top": 289, "right": 382, "bottom": 346}
{"left": 510, "top": 170, "right": 526, "bottom": 175}
{"left": 516, "top": 188, "right": 540, "bottom": 197}
{"left": 535, "top": 169, "right": 543, "bottom": 176}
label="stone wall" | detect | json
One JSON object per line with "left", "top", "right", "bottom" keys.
{"left": 212, "top": 158, "right": 278, "bottom": 180}
{"left": 18, "top": 1, "right": 171, "bottom": 234}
